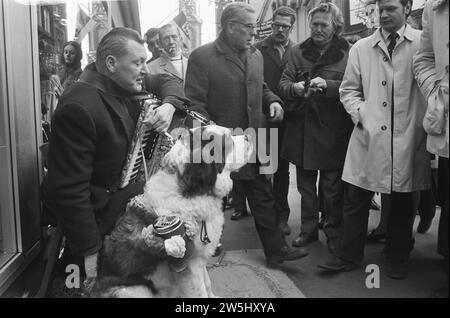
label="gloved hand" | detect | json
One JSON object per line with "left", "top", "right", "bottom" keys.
{"left": 164, "top": 236, "right": 186, "bottom": 258}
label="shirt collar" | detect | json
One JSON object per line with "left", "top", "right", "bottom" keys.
{"left": 381, "top": 24, "right": 406, "bottom": 44}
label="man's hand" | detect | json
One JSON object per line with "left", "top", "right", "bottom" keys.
{"left": 309, "top": 77, "right": 327, "bottom": 90}
{"left": 268, "top": 102, "right": 284, "bottom": 123}
{"left": 143, "top": 102, "right": 176, "bottom": 133}
{"left": 293, "top": 81, "right": 306, "bottom": 97}
{"left": 84, "top": 252, "right": 98, "bottom": 279}
{"left": 304, "top": 77, "right": 326, "bottom": 99}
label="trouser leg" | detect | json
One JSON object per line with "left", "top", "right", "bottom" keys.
{"left": 320, "top": 169, "right": 345, "bottom": 252}
{"left": 245, "top": 174, "right": 285, "bottom": 257}
{"left": 296, "top": 166, "right": 319, "bottom": 235}
{"left": 385, "top": 192, "right": 417, "bottom": 262}
{"left": 273, "top": 157, "right": 290, "bottom": 224}
{"left": 337, "top": 183, "right": 373, "bottom": 263}
{"left": 231, "top": 180, "right": 247, "bottom": 212}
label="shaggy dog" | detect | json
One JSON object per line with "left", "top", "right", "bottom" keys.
{"left": 90, "top": 125, "right": 253, "bottom": 298}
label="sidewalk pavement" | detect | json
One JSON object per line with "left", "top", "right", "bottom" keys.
{"left": 207, "top": 249, "right": 305, "bottom": 298}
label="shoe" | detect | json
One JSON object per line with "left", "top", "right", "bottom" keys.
{"left": 417, "top": 218, "right": 433, "bottom": 234}
{"left": 318, "top": 256, "right": 358, "bottom": 272}
{"left": 266, "top": 246, "right": 309, "bottom": 268}
{"left": 366, "top": 229, "right": 386, "bottom": 243}
{"left": 386, "top": 259, "right": 408, "bottom": 280}
{"left": 230, "top": 210, "right": 248, "bottom": 221}
{"left": 370, "top": 198, "right": 381, "bottom": 211}
{"left": 292, "top": 232, "right": 319, "bottom": 247}
{"left": 279, "top": 221, "right": 291, "bottom": 236}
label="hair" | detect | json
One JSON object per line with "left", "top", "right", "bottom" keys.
{"left": 273, "top": 6, "right": 296, "bottom": 25}
{"left": 375, "top": 0, "right": 413, "bottom": 18}
{"left": 96, "top": 27, "right": 145, "bottom": 74}
{"left": 144, "top": 27, "right": 160, "bottom": 43}
{"left": 158, "top": 23, "right": 181, "bottom": 39}
{"left": 307, "top": 2, "right": 344, "bottom": 35}
{"left": 220, "top": 2, "right": 255, "bottom": 27}
{"left": 61, "top": 41, "right": 83, "bottom": 68}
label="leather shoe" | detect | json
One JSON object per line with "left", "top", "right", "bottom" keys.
{"left": 386, "top": 259, "right": 408, "bottom": 280}
{"left": 279, "top": 221, "right": 291, "bottom": 236}
{"left": 292, "top": 232, "right": 319, "bottom": 247}
{"left": 417, "top": 218, "right": 433, "bottom": 234}
{"left": 266, "top": 246, "right": 309, "bottom": 268}
{"left": 318, "top": 256, "right": 358, "bottom": 272}
{"left": 366, "top": 229, "right": 386, "bottom": 243}
{"left": 230, "top": 210, "right": 248, "bottom": 221}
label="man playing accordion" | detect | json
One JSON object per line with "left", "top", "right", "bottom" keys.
{"left": 41, "top": 27, "right": 186, "bottom": 290}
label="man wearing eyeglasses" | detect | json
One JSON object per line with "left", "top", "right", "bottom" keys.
{"left": 185, "top": 2, "right": 309, "bottom": 268}
{"left": 254, "top": 6, "right": 297, "bottom": 237}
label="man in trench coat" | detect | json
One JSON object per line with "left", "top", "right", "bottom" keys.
{"left": 319, "top": 0, "right": 431, "bottom": 279}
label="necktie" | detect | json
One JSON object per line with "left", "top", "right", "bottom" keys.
{"left": 387, "top": 32, "right": 399, "bottom": 58}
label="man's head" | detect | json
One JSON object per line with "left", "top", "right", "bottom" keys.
{"left": 376, "top": 0, "right": 412, "bottom": 33}
{"left": 221, "top": 2, "right": 257, "bottom": 51}
{"left": 308, "top": 2, "right": 343, "bottom": 48}
{"left": 271, "top": 6, "right": 296, "bottom": 45}
{"left": 159, "top": 24, "right": 182, "bottom": 58}
{"left": 144, "top": 27, "right": 161, "bottom": 60}
{"left": 96, "top": 27, "right": 148, "bottom": 93}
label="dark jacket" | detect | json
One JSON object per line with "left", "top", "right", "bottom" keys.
{"left": 185, "top": 32, "right": 282, "bottom": 179}
{"left": 254, "top": 36, "right": 293, "bottom": 96}
{"left": 41, "top": 63, "right": 185, "bottom": 256}
{"left": 278, "top": 35, "right": 353, "bottom": 170}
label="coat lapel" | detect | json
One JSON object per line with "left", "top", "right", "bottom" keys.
{"left": 80, "top": 63, "right": 137, "bottom": 145}
{"left": 159, "top": 56, "right": 183, "bottom": 81}
{"left": 215, "top": 34, "right": 246, "bottom": 74}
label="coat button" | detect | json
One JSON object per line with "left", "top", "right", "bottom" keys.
{"left": 381, "top": 125, "right": 387, "bottom": 131}
{"left": 382, "top": 80, "right": 387, "bottom": 86}
{"left": 382, "top": 101, "right": 387, "bottom": 107}
{"left": 383, "top": 56, "right": 388, "bottom": 62}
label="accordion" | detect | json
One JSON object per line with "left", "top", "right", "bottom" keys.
{"left": 118, "top": 94, "right": 210, "bottom": 189}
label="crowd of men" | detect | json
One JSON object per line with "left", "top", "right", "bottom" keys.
{"left": 41, "top": 0, "right": 448, "bottom": 297}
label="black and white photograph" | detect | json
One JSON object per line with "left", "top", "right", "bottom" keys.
{"left": 0, "top": 0, "right": 448, "bottom": 301}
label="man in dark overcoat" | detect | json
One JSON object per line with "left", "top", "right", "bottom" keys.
{"left": 278, "top": 3, "right": 353, "bottom": 253}
{"left": 254, "top": 6, "right": 296, "bottom": 236}
{"left": 185, "top": 2, "right": 308, "bottom": 268}
{"left": 41, "top": 28, "right": 185, "bottom": 281}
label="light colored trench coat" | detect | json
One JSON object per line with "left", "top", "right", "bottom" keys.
{"left": 340, "top": 25, "right": 430, "bottom": 193}
{"left": 413, "top": 0, "right": 449, "bottom": 158}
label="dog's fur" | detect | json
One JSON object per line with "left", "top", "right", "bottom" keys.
{"left": 90, "top": 125, "right": 252, "bottom": 298}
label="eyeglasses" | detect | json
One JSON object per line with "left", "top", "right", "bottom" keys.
{"left": 230, "top": 20, "right": 257, "bottom": 32}
{"left": 272, "top": 23, "right": 292, "bottom": 31}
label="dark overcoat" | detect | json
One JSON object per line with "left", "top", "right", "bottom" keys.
{"left": 41, "top": 63, "right": 184, "bottom": 256}
{"left": 185, "top": 33, "right": 282, "bottom": 179}
{"left": 254, "top": 36, "right": 293, "bottom": 96}
{"left": 278, "top": 35, "right": 353, "bottom": 170}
